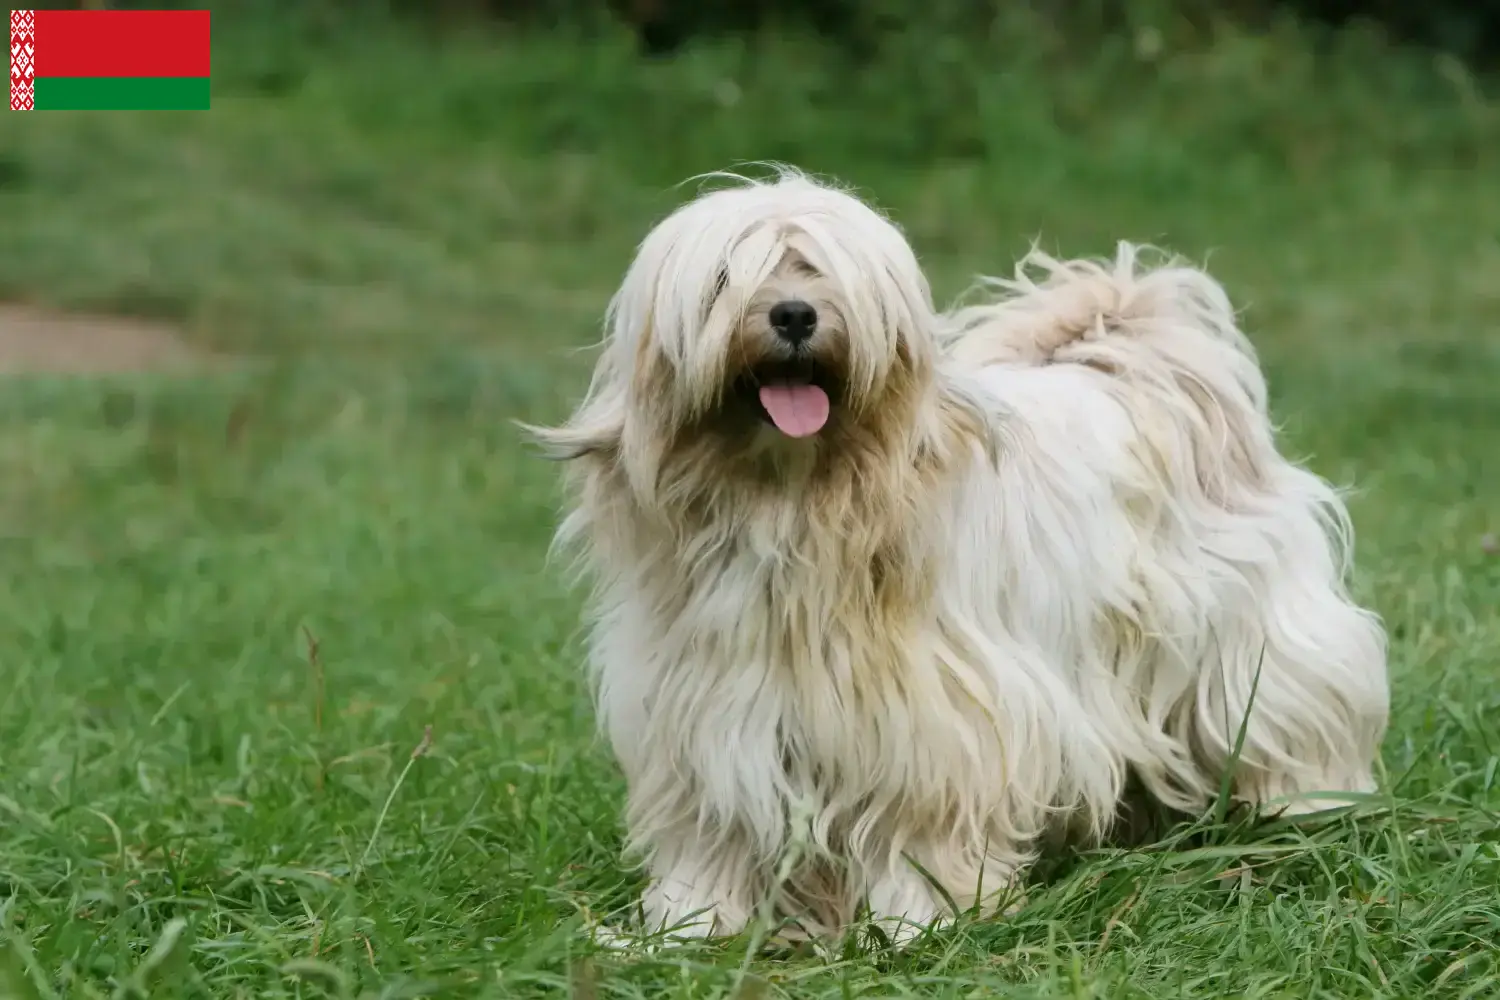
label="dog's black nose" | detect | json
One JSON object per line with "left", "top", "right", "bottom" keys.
{"left": 769, "top": 300, "right": 818, "bottom": 344}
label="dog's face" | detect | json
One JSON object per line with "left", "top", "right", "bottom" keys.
{"left": 534, "top": 173, "right": 942, "bottom": 504}
{"left": 625, "top": 176, "right": 935, "bottom": 446}
{"left": 719, "top": 250, "right": 853, "bottom": 440}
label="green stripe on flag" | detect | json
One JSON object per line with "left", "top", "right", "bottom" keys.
{"left": 32, "top": 77, "right": 210, "bottom": 111}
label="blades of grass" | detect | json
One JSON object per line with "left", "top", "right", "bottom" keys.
{"left": 1214, "top": 646, "right": 1268, "bottom": 826}
{"left": 0, "top": 933, "right": 55, "bottom": 1000}
{"left": 355, "top": 725, "right": 433, "bottom": 881}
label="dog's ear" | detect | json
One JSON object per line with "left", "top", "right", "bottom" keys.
{"left": 516, "top": 413, "right": 623, "bottom": 462}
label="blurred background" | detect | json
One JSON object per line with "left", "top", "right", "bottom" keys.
{"left": 3, "top": 0, "right": 1498, "bottom": 365}
{"left": 2, "top": 1, "right": 1499, "bottom": 995}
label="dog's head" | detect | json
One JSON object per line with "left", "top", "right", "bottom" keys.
{"left": 531, "top": 170, "right": 940, "bottom": 504}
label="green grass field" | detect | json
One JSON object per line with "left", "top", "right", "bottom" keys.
{"left": 1, "top": 11, "right": 1499, "bottom": 998}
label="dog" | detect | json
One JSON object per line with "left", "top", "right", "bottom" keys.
{"left": 526, "top": 167, "right": 1389, "bottom": 944}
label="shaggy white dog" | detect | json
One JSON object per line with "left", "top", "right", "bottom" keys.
{"left": 527, "top": 168, "right": 1389, "bottom": 943}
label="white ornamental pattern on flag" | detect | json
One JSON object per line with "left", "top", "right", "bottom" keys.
{"left": 11, "top": 10, "right": 35, "bottom": 111}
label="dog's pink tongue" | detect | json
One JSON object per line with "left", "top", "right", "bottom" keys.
{"left": 758, "top": 384, "right": 830, "bottom": 437}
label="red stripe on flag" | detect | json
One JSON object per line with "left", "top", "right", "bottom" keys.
{"left": 33, "top": 10, "right": 210, "bottom": 79}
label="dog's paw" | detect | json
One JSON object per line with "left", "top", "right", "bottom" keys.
{"left": 585, "top": 921, "right": 715, "bottom": 954}
{"left": 870, "top": 912, "right": 949, "bottom": 948}
{"left": 586, "top": 909, "right": 732, "bottom": 953}
{"left": 586, "top": 922, "right": 651, "bottom": 953}
{"left": 864, "top": 870, "right": 948, "bottom": 946}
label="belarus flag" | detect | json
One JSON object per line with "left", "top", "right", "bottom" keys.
{"left": 10, "top": 9, "right": 211, "bottom": 111}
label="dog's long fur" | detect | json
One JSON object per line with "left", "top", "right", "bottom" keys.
{"left": 528, "top": 169, "right": 1389, "bottom": 941}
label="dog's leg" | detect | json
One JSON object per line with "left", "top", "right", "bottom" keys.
{"left": 1187, "top": 534, "right": 1388, "bottom": 817}
{"left": 864, "top": 845, "right": 1022, "bottom": 945}
{"left": 638, "top": 829, "right": 763, "bottom": 941}
{"left": 865, "top": 861, "right": 946, "bottom": 944}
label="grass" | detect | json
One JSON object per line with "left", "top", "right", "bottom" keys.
{"left": 1, "top": 8, "right": 1499, "bottom": 997}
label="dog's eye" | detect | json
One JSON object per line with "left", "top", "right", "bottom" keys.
{"left": 792, "top": 260, "right": 822, "bottom": 278}
{"left": 703, "top": 269, "right": 729, "bottom": 322}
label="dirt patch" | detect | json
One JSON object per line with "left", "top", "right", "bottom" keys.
{"left": 0, "top": 304, "right": 207, "bottom": 375}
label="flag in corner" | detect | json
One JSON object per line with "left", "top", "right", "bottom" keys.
{"left": 11, "top": 9, "right": 211, "bottom": 111}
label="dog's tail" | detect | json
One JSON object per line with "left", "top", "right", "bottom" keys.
{"left": 941, "top": 242, "right": 1269, "bottom": 415}
{"left": 945, "top": 242, "right": 1304, "bottom": 522}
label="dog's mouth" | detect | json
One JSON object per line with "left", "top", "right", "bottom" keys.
{"left": 732, "top": 358, "right": 838, "bottom": 438}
